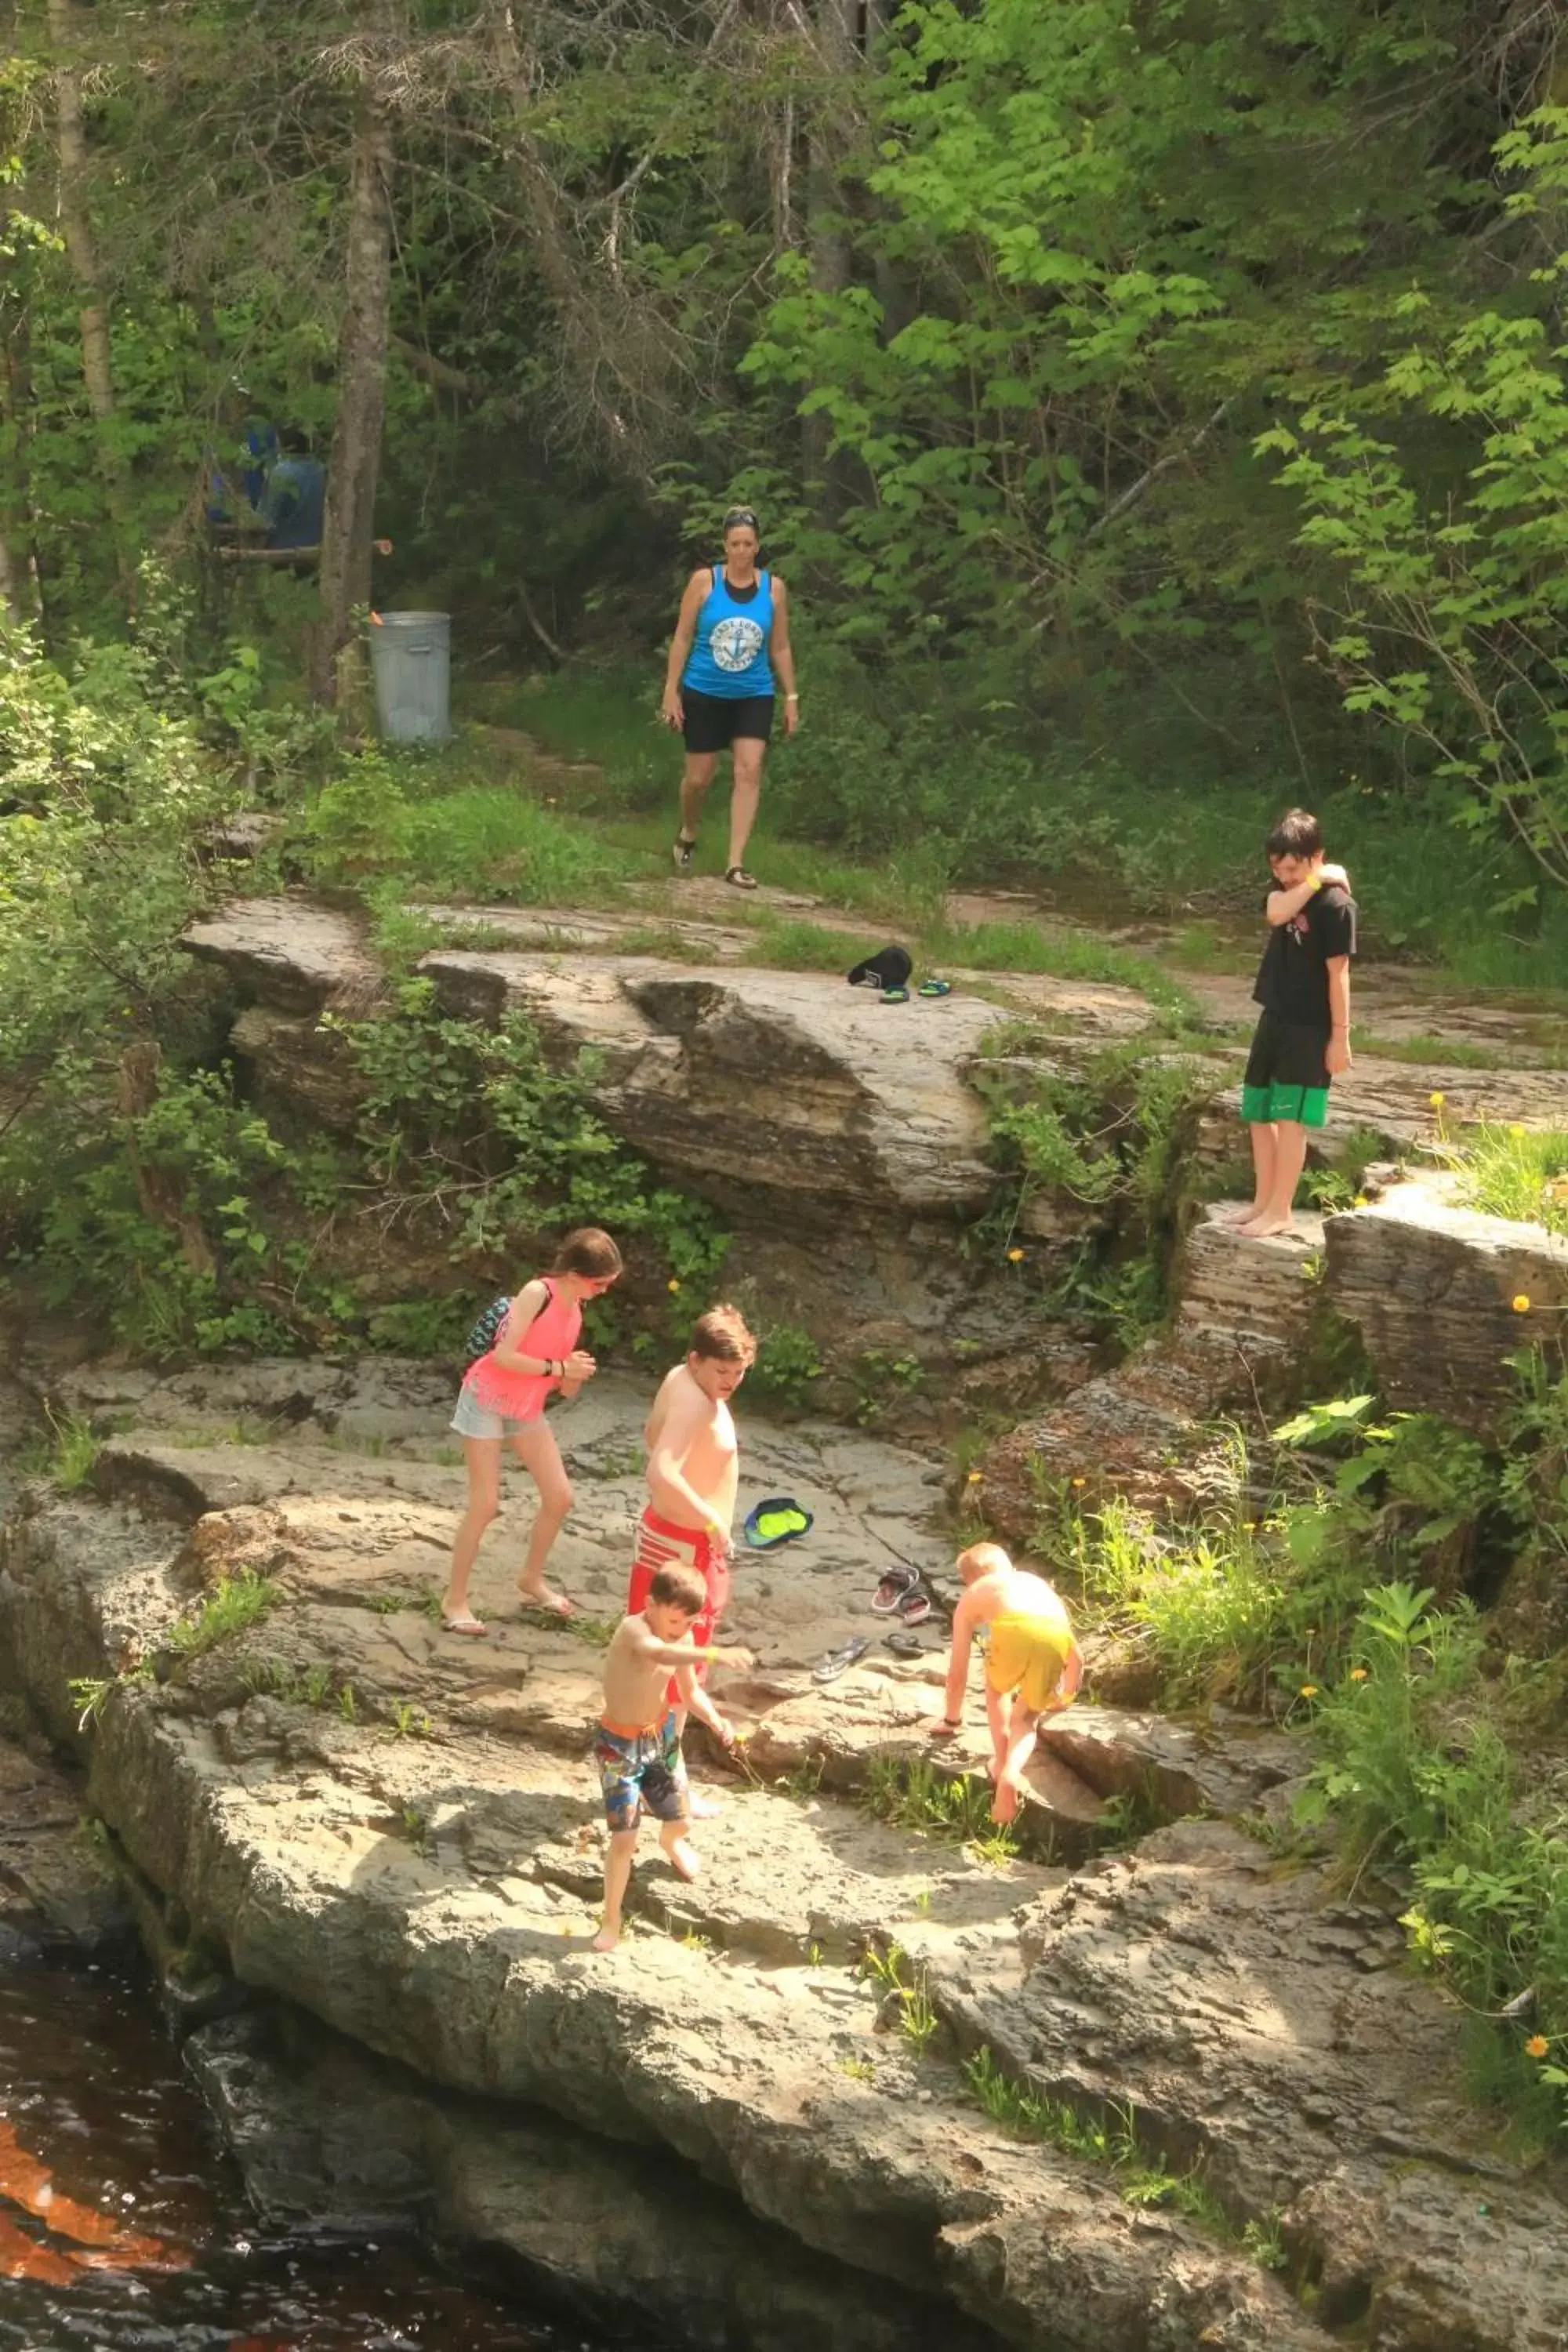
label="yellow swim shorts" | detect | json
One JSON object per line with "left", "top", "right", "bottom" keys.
{"left": 986, "top": 1612, "right": 1071, "bottom": 1714}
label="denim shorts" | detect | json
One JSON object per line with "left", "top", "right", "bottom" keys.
{"left": 449, "top": 1388, "right": 542, "bottom": 1443}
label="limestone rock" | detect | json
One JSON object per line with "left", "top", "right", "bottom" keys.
{"left": 184, "top": 897, "right": 378, "bottom": 1012}
{"left": 426, "top": 949, "right": 1002, "bottom": 1218}
{"left": 188, "top": 2000, "right": 1000, "bottom": 2352}
{"left": 1325, "top": 1178, "right": 1568, "bottom": 1433}
{"left": 0, "top": 1363, "right": 1355, "bottom": 2352}
{"left": 1177, "top": 1203, "right": 1325, "bottom": 1349}
{"left": 938, "top": 1819, "right": 1568, "bottom": 2352}
{"left": 0, "top": 1733, "right": 132, "bottom": 1951}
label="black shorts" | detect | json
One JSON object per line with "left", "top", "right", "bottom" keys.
{"left": 1241, "top": 1011, "right": 1331, "bottom": 1130}
{"left": 682, "top": 687, "right": 774, "bottom": 753}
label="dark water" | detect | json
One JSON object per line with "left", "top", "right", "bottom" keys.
{"left": 0, "top": 1949, "right": 612, "bottom": 2352}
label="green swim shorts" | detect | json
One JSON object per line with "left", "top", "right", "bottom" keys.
{"left": 1241, "top": 1012, "right": 1331, "bottom": 1130}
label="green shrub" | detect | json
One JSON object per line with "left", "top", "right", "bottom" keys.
{"left": 750, "top": 1321, "right": 826, "bottom": 1404}
{"left": 1298, "top": 1581, "right": 1567, "bottom": 2142}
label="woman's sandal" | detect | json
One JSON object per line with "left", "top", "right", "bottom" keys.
{"left": 441, "top": 1610, "right": 488, "bottom": 1638}
{"left": 871, "top": 1565, "right": 920, "bottom": 1615}
{"left": 724, "top": 865, "right": 757, "bottom": 891}
{"left": 673, "top": 834, "right": 695, "bottom": 873}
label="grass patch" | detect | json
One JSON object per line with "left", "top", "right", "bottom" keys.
{"left": 570, "top": 1614, "right": 621, "bottom": 1650}
{"left": 862, "top": 1940, "right": 942, "bottom": 2054}
{"left": 927, "top": 919, "right": 1196, "bottom": 1018}
{"left": 619, "top": 923, "right": 715, "bottom": 961}
{"left": 295, "top": 740, "right": 640, "bottom": 907}
{"left": 742, "top": 916, "right": 861, "bottom": 971}
{"left": 963, "top": 2047, "right": 1279, "bottom": 2252}
{"left": 168, "top": 1570, "right": 280, "bottom": 1661}
{"left": 38, "top": 1407, "right": 101, "bottom": 1492}
{"left": 1439, "top": 1119, "right": 1568, "bottom": 1236}
{"left": 865, "top": 1755, "right": 1018, "bottom": 1864}
{"left": 1356, "top": 1031, "right": 1508, "bottom": 1069}
{"left": 513, "top": 662, "right": 1568, "bottom": 995}
{"left": 384, "top": 1697, "right": 436, "bottom": 1740}
{"left": 240, "top": 1657, "right": 335, "bottom": 1708}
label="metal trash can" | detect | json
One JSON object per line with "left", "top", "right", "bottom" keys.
{"left": 368, "top": 610, "right": 451, "bottom": 743}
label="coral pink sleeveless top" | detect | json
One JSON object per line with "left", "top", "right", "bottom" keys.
{"left": 462, "top": 1279, "right": 582, "bottom": 1421}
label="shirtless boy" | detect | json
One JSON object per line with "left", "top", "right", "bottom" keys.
{"left": 626, "top": 1305, "right": 756, "bottom": 1744}
{"left": 934, "top": 1542, "right": 1083, "bottom": 1824}
{"left": 592, "top": 1563, "right": 753, "bottom": 1953}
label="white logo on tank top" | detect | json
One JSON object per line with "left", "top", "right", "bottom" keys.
{"left": 710, "top": 615, "right": 765, "bottom": 673}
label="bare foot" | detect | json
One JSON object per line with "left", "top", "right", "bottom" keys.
{"left": 1236, "top": 1214, "right": 1294, "bottom": 1240}
{"left": 688, "top": 1791, "right": 723, "bottom": 1820}
{"left": 991, "top": 1775, "right": 1022, "bottom": 1825}
{"left": 590, "top": 1925, "right": 620, "bottom": 1952}
{"left": 517, "top": 1579, "right": 574, "bottom": 1619}
{"left": 1216, "top": 1200, "right": 1263, "bottom": 1223}
{"left": 662, "top": 1832, "right": 702, "bottom": 1882}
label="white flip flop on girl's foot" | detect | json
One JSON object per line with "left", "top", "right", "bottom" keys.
{"left": 517, "top": 1582, "right": 575, "bottom": 1619}
{"left": 441, "top": 1610, "right": 488, "bottom": 1637}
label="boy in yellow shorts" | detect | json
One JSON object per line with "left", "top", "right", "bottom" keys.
{"left": 933, "top": 1543, "right": 1083, "bottom": 1823}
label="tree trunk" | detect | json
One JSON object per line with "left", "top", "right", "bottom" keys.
{"left": 802, "top": 0, "right": 865, "bottom": 523}
{"left": 116, "top": 1044, "right": 216, "bottom": 1279}
{"left": 310, "top": 66, "right": 394, "bottom": 705}
{"left": 46, "top": 0, "right": 127, "bottom": 580}
{"left": 2, "top": 1, "right": 38, "bottom": 624}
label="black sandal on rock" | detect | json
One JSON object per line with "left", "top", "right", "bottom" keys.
{"left": 673, "top": 834, "right": 695, "bottom": 873}
{"left": 724, "top": 865, "right": 757, "bottom": 891}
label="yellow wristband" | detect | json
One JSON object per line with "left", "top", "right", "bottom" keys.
{"left": 1308, "top": 873, "right": 1323, "bottom": 893}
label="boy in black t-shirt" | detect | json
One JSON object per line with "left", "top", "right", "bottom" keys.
{"left": 1231, "top": 808, "right": 1356, "bottom": 1239}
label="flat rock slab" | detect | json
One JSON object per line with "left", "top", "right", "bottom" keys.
{"left": 937, "top": 1818, "right": 1568, "bottom": 2352}
{"left": 184, "top": 898, "right": 379, "bottom": 1010}
{"left": 1326, "top": 1178, "right": 1568, "bottom": 1432}
{"left": 425, "top": 949, "right": 1003, "bottom": 1216}
{"left": 1178, "top": 1204, "right": 1325, "bottom": 1349}
{"left": 0, "top": 1363, "right": 1355, "bottom": 2352}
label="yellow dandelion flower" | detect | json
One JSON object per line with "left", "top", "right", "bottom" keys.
{"left": 1428, "top": 1091, "right": 1445, "bottom": 1108}
{"left": 967, "top": 1469, "right": 983, "bottom": 1485}
{"left": 1299, "top": 1684, "right": 1319, "bottom": 1700}
{"left": 1353, "top": 1194, "right": 1369, "bottom": 1208}
{"left": 667, "top": 1278, "right": 681, "bottom": 1294}
{"left": 1526, "top": 2034, "right": 1549, "bottom": 2060}
{"left": 1349, "top": 1667, "right": 1368, "bottom": 1682}
{"left": 1007, "top": 1247, "right": 1026, "bottom": 1263}
{"left": 1072, "top": 1476, "right": 1087, "bottom": 1489}
{"left": 1513, "top": 1294, "right": 1531, "bottom": 1314}
{"left": 1509, "top": 1123, "right": 1526, "bottom": 1138}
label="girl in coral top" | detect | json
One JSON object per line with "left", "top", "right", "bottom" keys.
{"left": 441, "top": 1228, "right": 622, "bottom": 1634}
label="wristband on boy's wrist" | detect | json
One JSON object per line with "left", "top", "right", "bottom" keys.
{"left": 786, "top": 692, "right": 800, "bottom": 702}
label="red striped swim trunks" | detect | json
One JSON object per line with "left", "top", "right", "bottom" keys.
{"left": 627, "top": 1508, "right": 731, "bottom": 1703}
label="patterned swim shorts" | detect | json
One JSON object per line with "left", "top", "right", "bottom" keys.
{"left": 595, "top": 1711, "right": 689, "bottom": 1834}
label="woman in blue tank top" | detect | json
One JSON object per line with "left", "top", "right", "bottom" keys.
{"left": 660, "top": 505, "right": 799, "bottom": 890}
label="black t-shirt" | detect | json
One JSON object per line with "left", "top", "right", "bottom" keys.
{"left": 1252, "top": 881, "right": 1356, "bottom": 1031}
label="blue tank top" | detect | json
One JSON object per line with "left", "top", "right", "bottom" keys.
{"left": 682, "top": 567, "right": 775, "bottom": 699}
